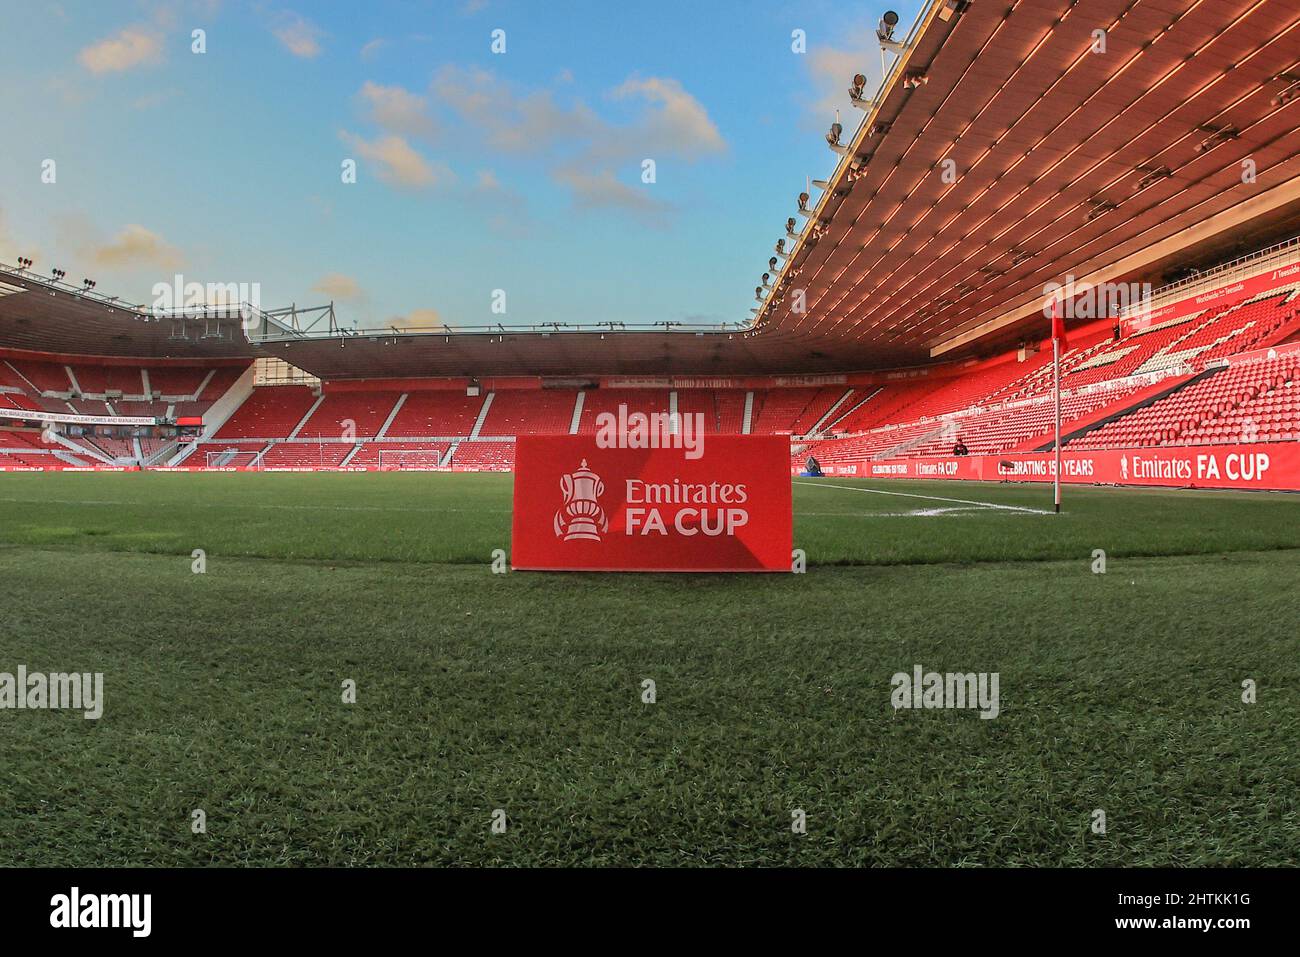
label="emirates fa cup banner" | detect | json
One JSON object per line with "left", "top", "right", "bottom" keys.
{"left": 850, "top": 441, "right": 1300, "bottom": 491}
{"left": 512, "top": 433, "right": 793, "bottom": 572}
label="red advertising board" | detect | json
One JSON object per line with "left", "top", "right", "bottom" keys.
{"left": 512, "top": 434, "right": 792, "bottom": 572}
{"left": 812, "top": 441, "right": 1300, "bottom": 491}
{"left": 1124, "top": 263, "right": 1300, "bottom": 334}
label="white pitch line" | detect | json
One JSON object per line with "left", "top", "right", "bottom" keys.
{"left": 798, "top": 507, "right": 1027, "bottom": 518}
{"left": 0, "top": 496, "right": 509, "bottom": 515}
{"left": 793, "top": 481, "right": 1055, "bottom": 515}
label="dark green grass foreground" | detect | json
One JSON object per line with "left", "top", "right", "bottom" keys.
{"left": 0, "top": 472, "right": 1297, "bottom": 866}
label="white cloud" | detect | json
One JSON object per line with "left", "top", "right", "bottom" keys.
{"left": 356, "top": 81, "right": 437, "bottom": 140}
{"left": 78, "top": 27, "right": 164, "bottom": 74}
{"left": 91, "top": 224, "right": 183, "bottom": 270}
{"left": 431, "top": 67, "right": 725, "bottom": 161}
{"left": 551, "top": 167, "right": 672, "bottom": 226}
{"left": 473, "top": 169, "right": 531, "bottom": 237}
{"left": 609, "top": 76, "right": 726, "bottom": 161}
{"left": 312, "top": 273, "right": 364, "bottom": 301}
{"left": 272, "top": 12, "right": 324, "bottom": 58}
{"left": 339, "top": 131, "right": 452, "bottom": 190}
{"left": 432, "top": 65, "right": 600, "bottom": 154}
{"left": 360, "top": 38, "right": 386, "bottom": 61}
{"left": 429, "top": 67, "right": 724, "bottom": 222}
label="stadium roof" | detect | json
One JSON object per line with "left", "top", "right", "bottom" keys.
{"left": 757, "top": 0, "right": 1300, "bottom": 364}
{"left": 4, "top": 0, "right": 1300, "bottom": 378}
{"left": 0, "top": 267, "right": 255, "bottom": 360}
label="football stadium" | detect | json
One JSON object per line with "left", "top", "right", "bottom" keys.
{"left": 2, "top": 0, "right": 1298, "bottom": 901}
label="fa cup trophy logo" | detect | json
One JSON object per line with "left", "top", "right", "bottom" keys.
{"left": 555, "top": 459, "right": 608, "bottom": 542}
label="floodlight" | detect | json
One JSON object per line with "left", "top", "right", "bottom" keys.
{"left": 878, "top": 10, "right": 899, "bottom": 41}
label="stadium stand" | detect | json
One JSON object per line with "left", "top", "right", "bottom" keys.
{"left": 901, "top": 381, "right": 1153, "bottom": 458}
{"left": 144, "top": 366, "right": 209, "bottom": 396}
{"left": 448, "top": 441, "right": 514, "bottom": 470}
{"left": 259, "top": 441, "right": 356, "bottom": 469}
{"left": 384, "top": 391, "right": 485, "bottom": 437}
{"left": 749, "top": 387, "right": 838, "bottom": 434}
{"left": 576, "top": 389, "right": 671, "bottom": 434}
{"left": 0, "top": 353, "right": 253, "bottom": 466}
{"left": 1069, "top": 352, "right": 1299, "bottom": 449}
{"left": 801, "top": 276, "right": 1300, "bottom": 464}
{"left": 685, "top": 389, "right": 748, "bottom": 434}
{"left": 295, "top": 391, "right": 402, "bottom": 440}
{"left": 3, "top": 245, "right": 1299, "bottom": 479}
{"left": 478, "top": 390, "right": 576, "bottom": 436}
{"left": 10, "top": 360, "right": 73, "bottom": 393}
{"left": 214, "top": 385, "right": 317, "bottom": 439}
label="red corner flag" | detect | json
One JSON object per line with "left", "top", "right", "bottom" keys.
{"left": 1050, "top": 297, "right": 1069, "bottom": 351}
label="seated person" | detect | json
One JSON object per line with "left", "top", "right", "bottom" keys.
{"left": 952, "top": 439, "right": 969, "bottom": 456}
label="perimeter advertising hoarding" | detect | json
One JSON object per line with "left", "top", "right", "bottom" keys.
{"left": 812, "top": 442, "right": 1299, "bottom": 491}
{"left": 512, "top": 434, "right": 793, "bottom": 572}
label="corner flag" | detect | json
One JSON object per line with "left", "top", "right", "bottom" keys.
{"left": 1051, "top": 297, "right": 1069, "bottom": 352}
{"left": 1051, "top": 298, "right": 1065, "bottom": 513}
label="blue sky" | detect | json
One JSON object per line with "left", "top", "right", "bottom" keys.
{"left": 0, "top": 0, "right": 923, "bottom": 331}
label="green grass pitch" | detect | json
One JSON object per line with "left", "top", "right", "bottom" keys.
{"left": 1, "top": 471, "right": 1297, "bottom": 866}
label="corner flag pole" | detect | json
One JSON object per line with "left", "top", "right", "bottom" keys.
{"left": 1051, "top": 297, "right": 1064, "bottom": 514}
{"left": 1053, "top": 333, "right": 1062, "bottom": 513}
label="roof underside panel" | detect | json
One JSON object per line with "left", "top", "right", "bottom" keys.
{"left": 756, "top": 0, "right": 1300, "bottom": 367}
{"left": 0, "top": 274, "right": 255, "bottom": 360}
